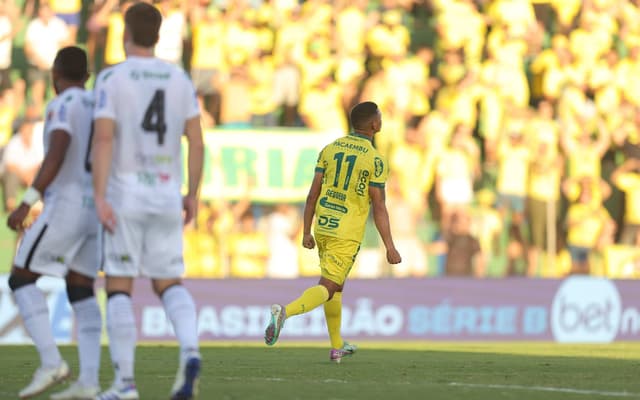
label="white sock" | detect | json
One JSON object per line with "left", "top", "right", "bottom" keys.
{"left": 13, "top": 284, "right": 62, "bottom": 368}
{"left": 71, "top": 297, "right": 102, "bottom": 388}
{"left": 106, "top": 294, "right": 136, "bottom": 384}
{"left": 161, "top": 285, "right": 199, "bottom": 361}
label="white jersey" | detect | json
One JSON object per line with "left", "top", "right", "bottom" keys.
{"left": 43, "top": 87, "right": 94, "bottom": 204}
{"left": 93, "top": 56, "right": 200, "bottom": 214}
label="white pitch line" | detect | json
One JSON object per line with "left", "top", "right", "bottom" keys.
{"left": 218, "top": 376, "right": 639, "bottom": 397}
{"left": 449, "top": 382, "right": 640, "bottom": 398}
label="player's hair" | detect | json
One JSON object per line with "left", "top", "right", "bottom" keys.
{"left": 349, "top": 101, "right": 379, "bottom": 130}
{"left": 124, "top": 2, "right": 162, "bottom": 48}
{"left": 53, "top": 46, "right": 88, "bottom": 81}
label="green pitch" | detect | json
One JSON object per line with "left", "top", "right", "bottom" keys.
{"left": 1, "top": 342, "right": 639, "bottom": 400}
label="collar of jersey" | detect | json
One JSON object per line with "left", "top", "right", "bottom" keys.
{"left": 348, "top": 132, "right": 372, "bottom": 142}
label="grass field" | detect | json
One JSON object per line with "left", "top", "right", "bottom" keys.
{"left": 1, "top": 342, "right": 639, "bottom": 400}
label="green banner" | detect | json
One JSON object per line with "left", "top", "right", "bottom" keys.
{"left": 185, "top": 129, "right": 341, "bottom": 203}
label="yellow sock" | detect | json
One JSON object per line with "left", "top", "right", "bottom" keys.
{"left": 324, "top": 291, "right": 343, "bottom": 349}
{"left": 285, "top": 285, "right": 329, "bottom": 317}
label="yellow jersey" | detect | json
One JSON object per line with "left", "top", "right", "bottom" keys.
{"left": 50, "top": 0, "right": 81, "bottom": 14}
{"left": 313, "top": 133, "right": 388, "bottom": 242}
{"left": 614, "top": 172, "right": 640, "bottom": 224}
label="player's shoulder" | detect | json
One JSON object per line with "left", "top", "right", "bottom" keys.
{"left": 95, "top": 63, "right": 123, "bottom": 85}
{"left": 58, "top": 87, "right": 94, "bottom": 108}
{"left": 165, "top": 61, "right": 195, "bottom": 86}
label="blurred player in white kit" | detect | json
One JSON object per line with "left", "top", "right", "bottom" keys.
{"left": 91, "top": 2, "right": 204, "bottom": 400}
{"left": 7, "top": 46, "right": 103, "bottom": 400}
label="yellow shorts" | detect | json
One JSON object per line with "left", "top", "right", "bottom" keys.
{"left": 315, "top": 233, "right": 361, "bottom": 285}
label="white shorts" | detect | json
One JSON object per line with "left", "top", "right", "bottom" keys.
{"left": 100, "top": 211, "right": 184, "bottom": 279}
{"left": 14, "top": 200, "right": 99, "bottom": 279}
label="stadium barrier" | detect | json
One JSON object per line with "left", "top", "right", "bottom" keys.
{"left": 0, "top": 275, "right": 638, "bottom": 344}
{"left": 186, "top": 129, "right": 341, "bottom": 203}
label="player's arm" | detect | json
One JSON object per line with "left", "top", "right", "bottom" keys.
{"left": 183, "top": 115, "right": 204, "bottom": 225}
{"left": 302, "top": 171, "right": 323, "bottom": 249}
{"left": 29, "top": 130, "right": 70, "bottom": 195}
{"left": 7, "top": 130, "right": 70, "bottom": 231}
{"left": 369, "top": 185, "right": 402, "bottom": 264}
{"left": 92, "top": 118, "right": 114, "bottom": 200}
{"left": 92, "top": 117, "right": 116, "bottom": 232}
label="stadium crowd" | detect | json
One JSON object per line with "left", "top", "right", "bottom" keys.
{"left": 2, "top": 0, "right": 640, "bottom": 279}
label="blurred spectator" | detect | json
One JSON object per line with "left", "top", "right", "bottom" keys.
{"left": 526, "top": 131, "right": 564, "bottom": 276}
{"left": 496, "top": 127, "right": 531, "bottom": 275}
{"left": 386, "top": 174, "right": 428, "bottom": 278}
{"left": 430, "top": 209, "right": 485, "bottom": 277}
{"left": 223, "top": 7, "right": 259, "bottom": 69}
{"left": 561, "top": 118, "right": 610, "bottom": 181}
{"left": 611, "top": 158, "right": 640, "bottom": 245}
{"left": 334, "top": 0, "right": 367, "bottom": 57}
{"left": 272, "top": 45, "right": 301, "bottom": 127}
{"left": 0, "top": 88, "right": 14, "bottom": 145}
{"left": 298, "top": 74, "right": 347, "bottom": 133}
{"left": 184, "top": 202, "right": 220, "bottom": 278}
{"left": 0, "top": 0, "right": 18, "bottom": 96}
{"left": 24, "top": 1, "right": 70, "bottom": 113}
{"left": 265, "top": 204, "right": 300, "bottom": 278}
{"left": 248, "top": 50, "right": 278, "bottom": 127}
{"left": 219, "top": 66, "right": 252, "bottom": 128}
{"left": 434, "top": 123, "right": 479, "bottom": 234}
{"left": 227, "top": 208, "right": 269, "bottom": 278}
{"left": 87, "top": 0, "right": 133, "bottom": 67}
{"left": 1, "top": 111, "right": 44, "bottom": 212}
{"left": 565, "top": 177, "right": 615, "bottom": 275}
{"left": 155, "top": 0, "right": 186, "bottom": 65}
{"left": 189, "top": 3, "right": 225, "bottom": 127}
{"left": 470, "top": 189, "right": 502, "bottom": 274}
{"left": 50, "top": 0, "right": 82, "bottom": 42}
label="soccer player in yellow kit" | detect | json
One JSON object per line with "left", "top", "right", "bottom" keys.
{"left": 264, "top": 101, "right": 402, "bottom": 362}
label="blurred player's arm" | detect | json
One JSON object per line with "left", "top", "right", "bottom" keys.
{"left": 92, "top": 118, "right": 114, "bottom": 201}
{"left": 7, "top": 130, "right": 70, "bottom": 231}
{"left": 302, "top": 171, "right": 323, "bottom": 249}
{"left": 183, "top": 115, "right": 204, "bottom": 225}
{"left": 92, "top": 118, "right": 117, "bottom": 232}
{"left": 369, "top": 185, "right": 401, "bottom": 264}
{"left": 28, "top": 130, "right": 70, "bottom": 195}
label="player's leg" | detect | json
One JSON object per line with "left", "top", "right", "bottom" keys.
{"left": 153, "top": 279, "right": 201, "bottom": 400}
{"left": 96, "top": 215, "right": 142, "bottom": 400}
{"left": 52, "top": 218, "right": 103, "bottom": 399}
{"left": 144, "top": 212, "right": 200, "bottom": 400}
{"left": 264, "top": 276, "right": 335, "bottom": 346}
{"left": 97, "top": 276, "right": 139, "bottom": 400}
{"left": 322, "top": 239, "right": 360, "bottom": 362}
{"left": 324, "top": 289, "right": 344, "bottom": 348}
{"left": 10, "top": 212, "right": 70, "bottom": 398}
{"left": 265, "top": 235, "right": 356, "bottom": 346}
{"left": 51, "top": 271, "right": 102, "bottom": 399}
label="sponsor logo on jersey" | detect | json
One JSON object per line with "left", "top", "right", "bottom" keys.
{"left": 58, "top": 104, "right": 66, "bottom": 122}
{"left": 130, "top": 70, "right": 171, "bottom": 81}
{"left": 101, "top": 70, "right": 114, "bottom": 82}
{"left": 374, "top": 157, "right": 384, "bottom": 178}
{"left": 98, "top": 90, "right": 107, "bottom": 109}
{"left": 135, "top": 153, "right": 174, "bottom": 166}
{"left": 319, "top": 197, "right": 348, "bottom": 213}
{"left": 40, "top": 253, "right": 65, "bottom": 264}
{"left": 325, "top": 189, "right": 346, "bottom": 201}
{"left": 108, "top": 253, "right": 133, "bottom": 263}
{"left": 356, "top": 170, "right": 369, "bottom": 196}
{"left": 333, "top": 140, "right": 369, "bottom": 153}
